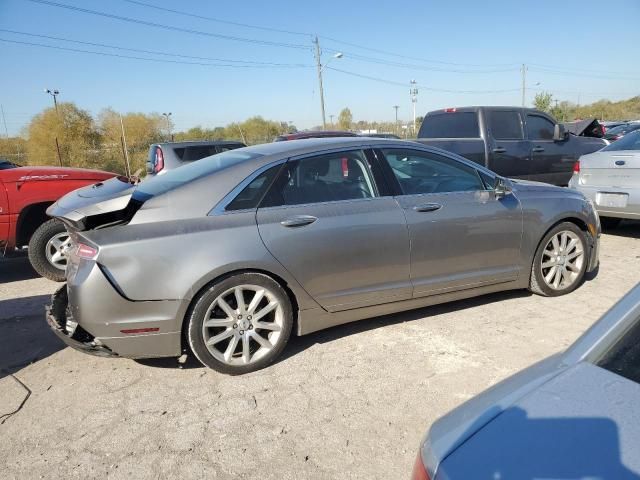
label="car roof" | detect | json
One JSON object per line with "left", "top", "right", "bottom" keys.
{"left": 153, "top": 140, "right": 245, "bottom": 148}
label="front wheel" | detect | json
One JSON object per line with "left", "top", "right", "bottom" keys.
{"left": 28, "top": 219, "right": 70, "bottom": 282}
{"left": 187, "top": 273, "right": 293, "bottom": 374}
{"left": 529, "top": 222, "right": 588, "bottom": 297}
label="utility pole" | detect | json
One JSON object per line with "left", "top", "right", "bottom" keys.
{"left": 329, "top": 114, "right": 334, "bottom": 127}
{"left": 120, "top": 114, "right": 131, "bottom": 177}
{"left": 45, "top": 88, "right": 63, "bottom": 166}
{"left": 521, "top": 64, "right": 527, "bottom": 107}
{"left": 162, "top": 112, "right": 173, "bottom": 141}
{"left": 393, "top": 105, "right": 399, "bottom": 135}
{"left": 410, "top": 80, "right": 418, "bottom": 136}
{"left": 314, "top": 36, "right": 327, "bottom": 130}
{"left": 0, "top": 104, "right": 8, "bottom": 138}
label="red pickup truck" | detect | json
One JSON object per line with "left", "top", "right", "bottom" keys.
{"left": 0, "top": 161, "right": 115, "bottom": 280}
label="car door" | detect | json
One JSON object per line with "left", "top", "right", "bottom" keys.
{"left": 485, "top": 109, "right": 532, "bottom": 180}
{"left": 376, "top": 147, "right": 523, "bottom": 297}
{"left": 256, "top": 148, "right": 411, "bottom": 312}
{"left": 525, "top": 113, "right": 575, "bottom": 185}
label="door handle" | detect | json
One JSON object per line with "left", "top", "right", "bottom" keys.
{"left": 532, "top": 146, "right": 545, "bottom": 153}
{"left": 280, "top": 215, "right": 318, "bottom": 227}
{"left": 492, "top": 147, "right": 506, "bottom": 154}
{"left": 413, "top": 203, "right": 442, "bottom": 213}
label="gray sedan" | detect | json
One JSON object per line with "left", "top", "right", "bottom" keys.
{"left": 570, "top": 129, "right": 640, "bottom": 228}
{"left": 46, "top": 138, "right": 600, "bottom": 374}
{"left": 413, "top": 282, "right": 640, "bottom": 479}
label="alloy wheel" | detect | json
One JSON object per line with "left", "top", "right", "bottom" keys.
{"left": 540, "top": 230, "right": 584, "bottom": 290}
{"left": 45, "top": 232, "right": 71, "bottom": 271}
{"left": 202, "top": 284, "right": 284, "bottom": 366}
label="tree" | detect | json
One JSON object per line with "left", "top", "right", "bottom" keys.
{"left": 338, "top": 108, "right": 352, "bottom": 130}
{"left": 27, "top": 102, "right": 99, "bottom": 168}
{"left": 533, "top": 91, "right": 553, "bottom": 114}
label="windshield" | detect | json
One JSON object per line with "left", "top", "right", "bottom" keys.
{"left": 135, "top": 149, "right": 262, "bottom": 199}
{"left": 597, "top": 311, "right": 640, "bottom": 385}
{"left": 602, "top": 130, "right": 640, "bottom": 151}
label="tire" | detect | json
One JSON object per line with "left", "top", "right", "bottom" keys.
{"left": 187, "top": 273, "right": 293, "bottom": 375}
{"left": 28, "top": 219, "right": 70, "bottom": 282}
{"left": 600, "top": 217, "right": 622, "bottom": 230}
{"left": 529, "top": 222, "right": 588, "bottom": 297}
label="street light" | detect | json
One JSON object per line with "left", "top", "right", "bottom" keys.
{"left": 314, "top": 36, "right": 343, "bottom": 129}
{"left": 44, "top": 88, "right": 62, "bottom": 166}
{"left": 162, "top": 112, "right": 173, "bottom": 141}
{"left": 44, "top": 88, "right": 60, "bottom": 113}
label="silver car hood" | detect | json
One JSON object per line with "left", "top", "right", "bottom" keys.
{"left": 422, "top": 354, "right": 568, "bottom": 477}
{"left": 436, "top": 362, "right": 640, "bottom": 477}
{"left": 47, "top": 176, "right": 136, "bottom": 228}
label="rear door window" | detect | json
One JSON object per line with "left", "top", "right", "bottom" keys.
{"left": 488, "top": 111, "right": 524, "bottom": 140}
{"left": 261, "top": 150, "right": 377, "bottom": 207}
{"left": 526, "top": 115, "right": 555, "bottom": 140}
{"left": 418, "top": 112, "right": 480, "bottom": 138}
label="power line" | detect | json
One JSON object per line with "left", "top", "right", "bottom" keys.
{"left": 325, "top": 67, "right": 521, "bottom": 94}
{"left": 24, "top": 0, "right": 311, "bottom": 50}
{"left": 0, "top": 38, "right": 312, "bottom": 68}
{"left": 122, "top": 0, "right": 311, "bottom": 37}
{"left": 0, "top": 29, "right": 311, "bottom": 67}
{"left": 528, "top": 65, "right": 640, "bottom": 82}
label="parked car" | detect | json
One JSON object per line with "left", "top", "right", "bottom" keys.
{"left": 273, "top": 130, "right": 357, "bottom": 142}
{"left": 569, "top": 129, "right": 640, "bottom": 229}
{"left": 0, "top": 164, "right": 115, "bottom": 280}
{"left": 359, "top": 133, "right": 402, "bottom": 139}
{"left": 601, "top": 120, "right": 629, "bottom": 132}
{"left": 0, "top": 159, "right": 19, "bottom": 170}
{"left": 417, "top": 106, "right": 607, "bottom": 186}
{"left": 46, "top": 138, "right": 599, "bottom": 374}
{"left": 412, "top": 281, "right": 640, "bottom": 479}
{"left": 604, "top": 122, "right": 640, "bottom": 142}
{"left": 146, "top": 140, "right": 246, "bottom": 176}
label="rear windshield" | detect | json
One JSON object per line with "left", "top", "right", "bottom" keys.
{"left": 135, "top": 149, "right": 262, "bottom": 199}
{"left": 602, "top": 130, "right": 640, "bottom": 151}
{"left": 418, "top": 112, "right": 480, "bottom": 138}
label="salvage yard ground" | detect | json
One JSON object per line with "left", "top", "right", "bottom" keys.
{"left": 2, "top": 223, "right": 640, "bottom": 479}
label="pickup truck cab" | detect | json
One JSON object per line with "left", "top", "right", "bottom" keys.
{"left": 0, "top": 164, "right": 115, "bottom": 280}
{"left": 417, "top": 106, "right": 607, "bottom": 185}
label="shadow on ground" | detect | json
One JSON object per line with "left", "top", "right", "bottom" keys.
{"left": 602, "top": 220, "right": 640, "bottom": 240}
{"left": 0, "top": 295, "right": 64, "bottom": 379}
{"left": 0, "top": 253, "right": 39, "bottom": 283}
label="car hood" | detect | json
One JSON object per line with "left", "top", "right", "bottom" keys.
{"left": 47, "top": 176, "right": 137, "bottom": 230}
{"left": 436, "top": 362, "right": 640, "bottom": 477}
{"left": 422, "top": 354, "right": 568, "bottom": 477}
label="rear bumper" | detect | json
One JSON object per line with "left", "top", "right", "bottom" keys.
{"left": 45, "top": 257, "right": 184, "bottom": 359}
{"left": 570, "top": 180, "right": 640, "bottom": 219}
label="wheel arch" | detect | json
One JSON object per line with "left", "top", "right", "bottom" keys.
{"left": 179, "top": 267, "right": 302, "bottom": 355}
{"left": 16, "top": 201, "right": 54, "bottom": 247}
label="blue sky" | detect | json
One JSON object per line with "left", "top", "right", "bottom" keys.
{"left": 1, "top": 0, "right": 639, "bottom": 135}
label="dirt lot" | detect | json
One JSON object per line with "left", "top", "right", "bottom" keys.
{"left": 1, "top": 223, "right": 640, "bottom": 479}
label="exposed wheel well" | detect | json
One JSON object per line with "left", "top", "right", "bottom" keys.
{"left": 16, "top": 202, "right": 54, "bottom": 247}
{"left": 180, "top": 268, "right": 300, "bottom": 355}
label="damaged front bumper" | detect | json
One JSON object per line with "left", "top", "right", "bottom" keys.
{"left": 45, "top": 286, "right": 118, "bottom": 357}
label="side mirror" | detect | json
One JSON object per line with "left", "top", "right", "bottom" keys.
{"left": 553, "top": 124, "right": 567, "bottom": 141}
{"left": 494, "top": 177, "right": 512, "bottom": 199}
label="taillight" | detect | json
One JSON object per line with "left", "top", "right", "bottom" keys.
{"left": 76, "top": 243, "right": 98, "bottom": 260}
{"left": 341, "top": 157, "right": 349, "bottom": 177}
{"left": 444, "top": 107, "right": 457, "bottom": 113}
{"left": 573, "top": 161, "right": 580, "bottom": 173}
{"left": 411, "top": 452, "right": 430, "bottom": 480}
{"left": 154, "top": 146, "right": 165, "bottom": 173}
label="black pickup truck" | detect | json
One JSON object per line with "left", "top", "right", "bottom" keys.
{"left": 416, "top": 106, "right": 607, "bottom": 185}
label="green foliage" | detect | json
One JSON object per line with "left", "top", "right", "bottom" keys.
{"left": 533, "top": 91, "right": 553, "bottom": 114}
{"left": 338, "top": 108, "right": 353, "bottom": 130}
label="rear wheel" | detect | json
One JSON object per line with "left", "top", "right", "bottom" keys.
{"left": 187, "top": 273, "right": 293, "bottom": 374}
{"left": 28, "top": 219, "right": 70, "bottom": 282}
{"left": 529, "top": 222, "right": 588, "bottom": 297}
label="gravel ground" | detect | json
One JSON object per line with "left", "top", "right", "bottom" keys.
{"left": 1, "top": 223, "right": 640, "bottom": 479}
